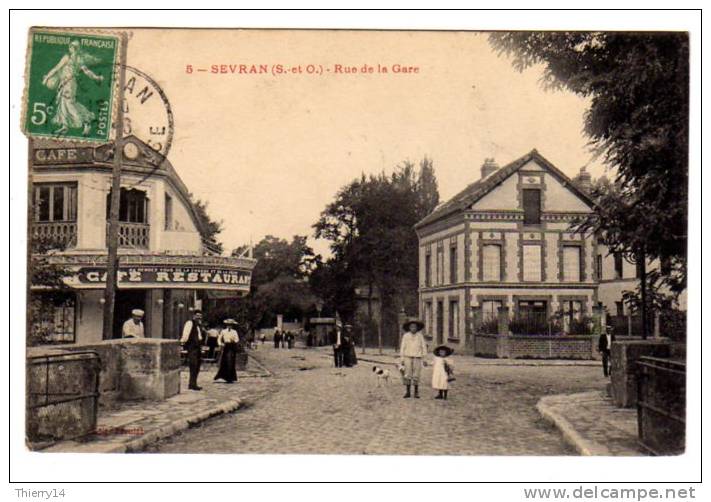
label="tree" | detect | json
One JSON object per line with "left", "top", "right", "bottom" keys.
{"left": 489, "top": 32, "right": 689, "bottom": 294}
{"left": 189, "top": 194, "right": 224, "bottom": 255}
{"left": 227, "top": 235, "right": 317, "bottom": 329}
{"left": 313, "top": 158, "right": 440, "bottom": 351}
{"left": 27, "top": 235, "right": 73, "bottom": 346}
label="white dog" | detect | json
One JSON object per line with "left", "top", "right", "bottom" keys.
{"left": 372, "top": 366, "right": 391, "bottom": 386}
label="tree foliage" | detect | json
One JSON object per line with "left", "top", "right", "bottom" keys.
{"left": 189, "top": 194, "right": 224, "bottom": 255}
{"left": 27, "top": 235, "right": 73, "bottom": 346}
{"left": 313, "top": 157, "right": 440, "bottom": 346}
{"left": 227, "top": 235, "right": 317, "bottom": 329}
{"left": 489, "top": 32, "right": 689, "bottom": 290}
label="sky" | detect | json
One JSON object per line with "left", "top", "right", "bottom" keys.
{"left": 126, "top": 29, "right": 609, "bottom": 257}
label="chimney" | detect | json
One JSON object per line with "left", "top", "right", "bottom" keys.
{"left": 576, "top": 165, "right": 592, "bottom": 192}
{"left": 481, "top": 158, "right": 499, "bottom": 179}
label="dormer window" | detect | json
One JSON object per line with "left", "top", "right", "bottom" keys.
{"left": 522, "top": 188, "right": 541, "bottom": 225}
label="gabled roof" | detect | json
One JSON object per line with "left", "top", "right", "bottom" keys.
{"left": 415, "top": 149, "right": 595, "bottom": 230}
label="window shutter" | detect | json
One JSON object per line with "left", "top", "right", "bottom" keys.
{"left": 563, "top": 246, "right": 581, "bottom": 282}
{"left": 482, "top": 244, "right": 501, "bottom": 281}
{"left": 523, "top": 244, "right": 542, "bottom": 282}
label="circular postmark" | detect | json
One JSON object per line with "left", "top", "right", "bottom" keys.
{"left": 118, "top": 64, "right": 174, "bottom": 161}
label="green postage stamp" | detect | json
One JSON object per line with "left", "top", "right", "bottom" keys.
{"left": 23, "top": 30, "right": 119, "bottom": 142}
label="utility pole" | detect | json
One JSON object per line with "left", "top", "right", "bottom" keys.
{"left": 102, "top": 33, "right": 129, "bottom": 340}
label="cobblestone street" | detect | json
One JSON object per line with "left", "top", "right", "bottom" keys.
{"left": 148, "top": 346, "right": 608, "bottom": 455}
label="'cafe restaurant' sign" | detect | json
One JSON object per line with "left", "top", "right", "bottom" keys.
{"left": 74, "top": 265, "right": 252, "bottom": 291}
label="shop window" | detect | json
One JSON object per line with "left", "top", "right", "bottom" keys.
{"left": 481, "top": 300, "right": 502, "bottom": 322}
{"left": 31, "top": 293, "right": 76, "bottom": 344}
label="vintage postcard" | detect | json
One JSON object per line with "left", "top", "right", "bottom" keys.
{"left": 14, "top": 20, "right": 695, "bottom": 485}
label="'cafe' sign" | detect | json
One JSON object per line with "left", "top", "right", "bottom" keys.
{"left": 75, "top": 265, "right": 252, "bottom": 290}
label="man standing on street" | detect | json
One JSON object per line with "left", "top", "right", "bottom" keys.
{"left": 181, "top": 310, "right": 205, "bottom": 390}
{"left": 399, "top": 319, "right": 428, "bottom": 399}
{"left": 121, "top": 309, "right": 145, "bottom": 338}
{"left": 598, "top": 324, "right": 615, "bottom": 378}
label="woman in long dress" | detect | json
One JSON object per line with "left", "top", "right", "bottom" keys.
{"left": 214, "top": 319, "right": 239, "bottom": 383}
{"left": 41, "top": 40, "right": 104, "bottom": 135}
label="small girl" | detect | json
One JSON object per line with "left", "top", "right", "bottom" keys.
{"left": 431, "top": 345, "right": 455, "bottom": 400}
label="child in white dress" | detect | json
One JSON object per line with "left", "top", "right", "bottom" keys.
{"left": 431, "top": 345, "right": 454, "bottom": 400}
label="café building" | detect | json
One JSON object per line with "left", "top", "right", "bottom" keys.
{"left": 30, "top": 136, "right": 256, "bottom": 343}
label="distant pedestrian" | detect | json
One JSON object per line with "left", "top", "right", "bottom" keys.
{"left": 260, "top": 332, "right": 266, "bottom": 345}
{"left": 342, "top": 325, "right": 358, "bottom": 367}
{"left": 399, "top": 319, "right": 428, "bottom": 399}
{"left": 181, "top": 310, "right": 205, "bottom": 390}
{"left": 332, "top": 328, "right": 344, "bottom": 368}
{"left": 286, "top": 331, "right": 294, "bottom": 349}
{"left": 121, "top": 309, "right": 145, "bottom": 338}
{"left": 431, "top": 345, "right": 454, "bottom": 400}
{"left": 214, "top": 319, "right": 239, "bottom": 384}
{"left": 273, "top": 329, "right": 281, "bottom": 349}
{"left": 598, "top": 324, "right": 615, "bottom": 377}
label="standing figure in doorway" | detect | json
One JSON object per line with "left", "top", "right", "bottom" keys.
{"left": 399, "top": 319, "right": 428, "bottom": 399}
{"left": 121, "top": 309, "right": 145, "bottom": 338}
{"left": 181, "top": 310, "right": 204, "bottom": 390}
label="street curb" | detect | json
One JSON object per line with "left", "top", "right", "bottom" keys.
{"left": 40, "top": 398, "right": 243, "bottom": 453}
{"left": 536, "top": 394, "right": 611, "bottom": 456}
{"left": 123, "top": 399, "right": 242, "bottom": 452}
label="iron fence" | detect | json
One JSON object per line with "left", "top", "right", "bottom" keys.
{"left": 636, "top": 356, "right": 685, "bottom": 455}
{"left": 26, "top": 351, "right": 101, "bottom": 442}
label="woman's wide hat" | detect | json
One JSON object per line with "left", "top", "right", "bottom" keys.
{"left": 433, "top": 345, "right": 454, "bottom": 357}
{"left": 223, "top": 318, "right": 237, "bottom": 325}
{"left": 402, "top": 318, "right": 425, "bottom": 332}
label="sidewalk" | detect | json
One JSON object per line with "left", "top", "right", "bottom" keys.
{"left": 537, "top": 390, "right": 645, "bottom": 456}
{"left": 40, "top": 360, "right": 270, "bottom": 453}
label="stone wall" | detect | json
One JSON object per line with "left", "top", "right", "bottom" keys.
{"left": 62, "top": 338, "right": 181, "bottom": 407}
{"left": 473, "top": 333, "right": 595, "bottom": 359}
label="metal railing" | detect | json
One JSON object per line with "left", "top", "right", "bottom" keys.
{"left": 26, "top": 351, "right": 101, "bottom": 443}
{"left": 106, "top": 221, "right": 150, "bottom": 249}
{"left": 27, "top": 351, "right": 101, "bottom": 409}
{"left": 636, "top": 356, "right": 686, "bottom": 455}
{"left": 32, "top": 221, "right": 77, "bottom": 248}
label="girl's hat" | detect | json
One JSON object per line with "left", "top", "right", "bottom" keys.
{"left": 223, "top": 319, "right": 237, "bottom": 325}
{"left": 402, "top": 318, "right": 425, "bottom": 331}
{"left": 433, "top": 345, "right": 454, "bottom": 357}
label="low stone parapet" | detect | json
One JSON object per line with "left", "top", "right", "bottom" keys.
{"left": 62, "top": 338, "right": 181, "bottom": 407}
{"left": 610, "top": 339, "right": 671, "bottom": 408}
{"left": 474, "top": 333, "right": 595, "bottom": 359}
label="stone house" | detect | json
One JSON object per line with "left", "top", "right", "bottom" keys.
{"left": 414, "top": 149, "right": 599, "bottom": 356}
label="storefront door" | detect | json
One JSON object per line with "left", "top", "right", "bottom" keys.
{"left": 113, "top": 290, "right": 147, "bottom": 338}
